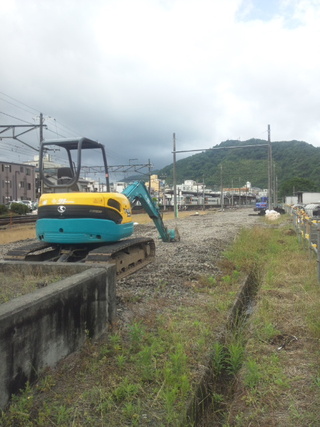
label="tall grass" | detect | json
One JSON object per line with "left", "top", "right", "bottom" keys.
{"left": 224, "top": 215, "right": 320, "bottom": 426}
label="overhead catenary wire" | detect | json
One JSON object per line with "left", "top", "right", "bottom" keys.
{"left": 0, "top": 92, "right": 151, "bottom": 182}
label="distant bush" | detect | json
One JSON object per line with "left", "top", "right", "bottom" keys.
{"left": 0, "top": 204, "right": 8, "bottom": 215}
{"left": 10, "top": 202, "right": 29, "bottom": 215}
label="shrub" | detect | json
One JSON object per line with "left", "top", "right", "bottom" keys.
{"left": 0, "top": 204, "right": 8, "bottom": 215}
{"left": 10, "top": 202, "right": 29, "bottom": 215}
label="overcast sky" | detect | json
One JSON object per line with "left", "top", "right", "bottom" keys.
{"left": 1, "top": 0, "right": 320, "bottom": 178}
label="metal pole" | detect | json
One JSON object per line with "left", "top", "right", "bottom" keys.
{"left": 273, "top": 162, "right": 277, "bottom": 206}
{"left": 202, "top": 176, "right": 205, "bottom": 210}
{"left": 231, "top": 179, "right": 234, "bottom": 206}
{"left": 173, "top": 133, "right": 178, "bottom": 218}
{"left": 220, "top": 164, "right": 224, "bottom": 210}
{"left": 40, "top": 113, "right": 44, "bottom": 197}
{"left": 317, "top": 225, "right": 320, "bottom": 283}
{"left": 148, "top": 159, "right": 151, "bottom": 194}
{"left": 268, "top": 124, "right": 272, "bottom": 210}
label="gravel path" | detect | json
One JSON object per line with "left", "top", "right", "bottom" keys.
{"left": 116, "top": 208, "right": 260, "bottom": 322}
{"left": 121, "top": 208, "right": 260, "bottom": 286}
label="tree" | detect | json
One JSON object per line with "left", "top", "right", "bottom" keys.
{"left": 279, "top": 177, "right": 319, "bottom": 198}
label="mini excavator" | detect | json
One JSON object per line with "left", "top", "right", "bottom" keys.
{"left": 5, "top": 137, "right": 179, "bottom": 278}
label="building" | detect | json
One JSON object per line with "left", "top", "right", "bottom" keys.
{"left": 0, "top": 161, "right": 36, "bottom": 205}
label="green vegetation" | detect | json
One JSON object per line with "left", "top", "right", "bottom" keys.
{"left": 158, "top": 139, "right": 320, "bottom": 197}
{"left": 0, "top": 204, "right": 8, "bottom": 215}
{"left": 0, "top": 202, "right": 29, "bottom": 216}
{"left": 1, "top": 215, "right": 320, "bottom": 426}
{"left": 222, "top": 217, "right": 320, "bottom": 426}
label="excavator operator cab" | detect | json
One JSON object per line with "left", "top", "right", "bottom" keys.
{"left": 56, "top": 167, "right": 79, "bottom": 192}
{"left": 39, "top": 137, "right": 110, "bottom": 194}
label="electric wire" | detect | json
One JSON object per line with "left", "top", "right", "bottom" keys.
{"left": 0, "top": 91, "right": 40, "bottom": 115}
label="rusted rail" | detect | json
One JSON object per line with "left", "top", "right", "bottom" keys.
{"left": 0, "top": 215, "right": 37, "bottom": 228}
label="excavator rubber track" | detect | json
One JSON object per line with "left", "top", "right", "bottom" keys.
{"left": 4, "top": 237, "right": 155, "bottom": 280}
{"left": 84, "top": 237, "right": 155, "bottom": 279}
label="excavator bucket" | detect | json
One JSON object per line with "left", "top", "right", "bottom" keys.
{"left": 167, "top": 227, "right": 180, "bottom": 242}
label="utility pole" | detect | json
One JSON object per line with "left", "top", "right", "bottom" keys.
{"left": 148, "top": 159, "right": 152, "bottom": 194}
{"left": 220, "top": 164, "right": 224, "bottom": 210}
{"left": 39, "top": 113, "right": 44, "bottom": 143}
{"left": 39, "top": 113, "right": 44, "bottom": 197}
{"left": 231, "top": 179, "right": 234, "bottom": 206}
{"left": 267, "top": 124, "right": 272, "bottom": 210}
{"left": 273, "top": 162, "right": 277, "bottom": 206}
{"left": 173, "top": 133, "right": 178, "bottom": 218}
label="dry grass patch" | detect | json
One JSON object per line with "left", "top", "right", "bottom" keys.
{"left": 0, "top": 271, "right": 65, "bottom": 304}
{"left": 1, "top": 225, "right": 36, "bottom": 244}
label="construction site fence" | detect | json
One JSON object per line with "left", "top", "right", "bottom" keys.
{"left": 287, "top": 207, "right": 320, "bottom": 283}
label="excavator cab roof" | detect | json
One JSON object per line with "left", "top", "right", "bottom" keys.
{"left": 39, "top": 137, "right": 110, "bottom": 192}
{"left": 41, "top": 137, "right": 105, "bottom": 151}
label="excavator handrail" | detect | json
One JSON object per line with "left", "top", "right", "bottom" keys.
{"left": 122, "top": 181, "right": 177, "bottom": 242}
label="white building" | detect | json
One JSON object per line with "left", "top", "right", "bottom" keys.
{"left": 177, "top": 180, "right": 205, "bottom": 193}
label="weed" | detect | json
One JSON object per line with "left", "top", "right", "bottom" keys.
{"left": 1, "top": 383, "right": 34, "bottom": 426}
{"left": 170, "top": 343, "right": 187, "bottom": 377}
{"left": 134, "top": 345, "right": 155, "bottom": 381}
{"left": 36, "top": 374, "right": 56, "bottom": 392}
{"left": 212, "top": 392, "right": 224, "bottom": 405}
{"left": 109, "top": 333, "right": 122, "bottom": 352}
{"left": 162, "top": 386, "right": 179, "bottom": 424}
{"left": 254, "top": 321, "right": 280, "bottom": 342}
{"left": 308, "top": 317, "right": 320, "bottom": 339}
{"left": 112, "top": 378, "right": 140, "bottom": 402}
{"left": 215, "top": 299, "right": 232, "bottom": 312}
{"left": 99, "top": 343, "right": 111, "bottom": 358}
{"left": 179, "top": 374, "right": 191, "bottom": 396}
{"left": 116, "top": 354, "right": 127, "bottom": 368}
{"left": 211, "top": 342, "right": 225, "bottom": 375}
{"left": 55, "top": 404, "right": 73, "bottom": 425}
{"left": 314, "top": 375, "right": 320, "bottom": 388}
{"left": 122, "top": 400, "right": 142, "bottom": 424}
{"left": 225, "top": 341, "right": 245, "bottom": 375}
{"left": 128, "top": 321, "right": 146, "bottom": 350}
{"left": 207, "top": 275, "right": 217, "bottom": 286}
{"left": 243, "top": 358, "right": 262, "bottom": 388}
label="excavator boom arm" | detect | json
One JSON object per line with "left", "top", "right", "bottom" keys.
{"left": 122, "top": 181, "right": 177, "bottom": 242}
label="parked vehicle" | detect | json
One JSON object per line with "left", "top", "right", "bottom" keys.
{"left": 254, "top": 196, "right": 268, "bottom": 215}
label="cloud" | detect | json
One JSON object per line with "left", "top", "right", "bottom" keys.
{"left": 1, "top": 0, "right": 320, "bottom": 175}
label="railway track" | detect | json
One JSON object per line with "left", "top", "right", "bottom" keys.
{"left": 0, "top": 215, "right": 37, "bottom": 227}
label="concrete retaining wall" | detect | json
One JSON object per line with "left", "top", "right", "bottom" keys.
{"left": 0, "top": 261, "right": 116, "bottom": 409}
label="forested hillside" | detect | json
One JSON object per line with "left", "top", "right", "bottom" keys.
{"left": 158, "top": 139, "right": 320, "bottom": 197}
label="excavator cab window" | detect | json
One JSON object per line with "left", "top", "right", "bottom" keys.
{"left": 57, "top": 167, "right": 73, "bottom": 184}
{"left": 56, "top": 167, "right": 79, "bottom": 191}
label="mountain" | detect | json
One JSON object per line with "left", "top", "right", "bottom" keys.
{"left": 157, "top": 139, "right": 320, "bottom": 196}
